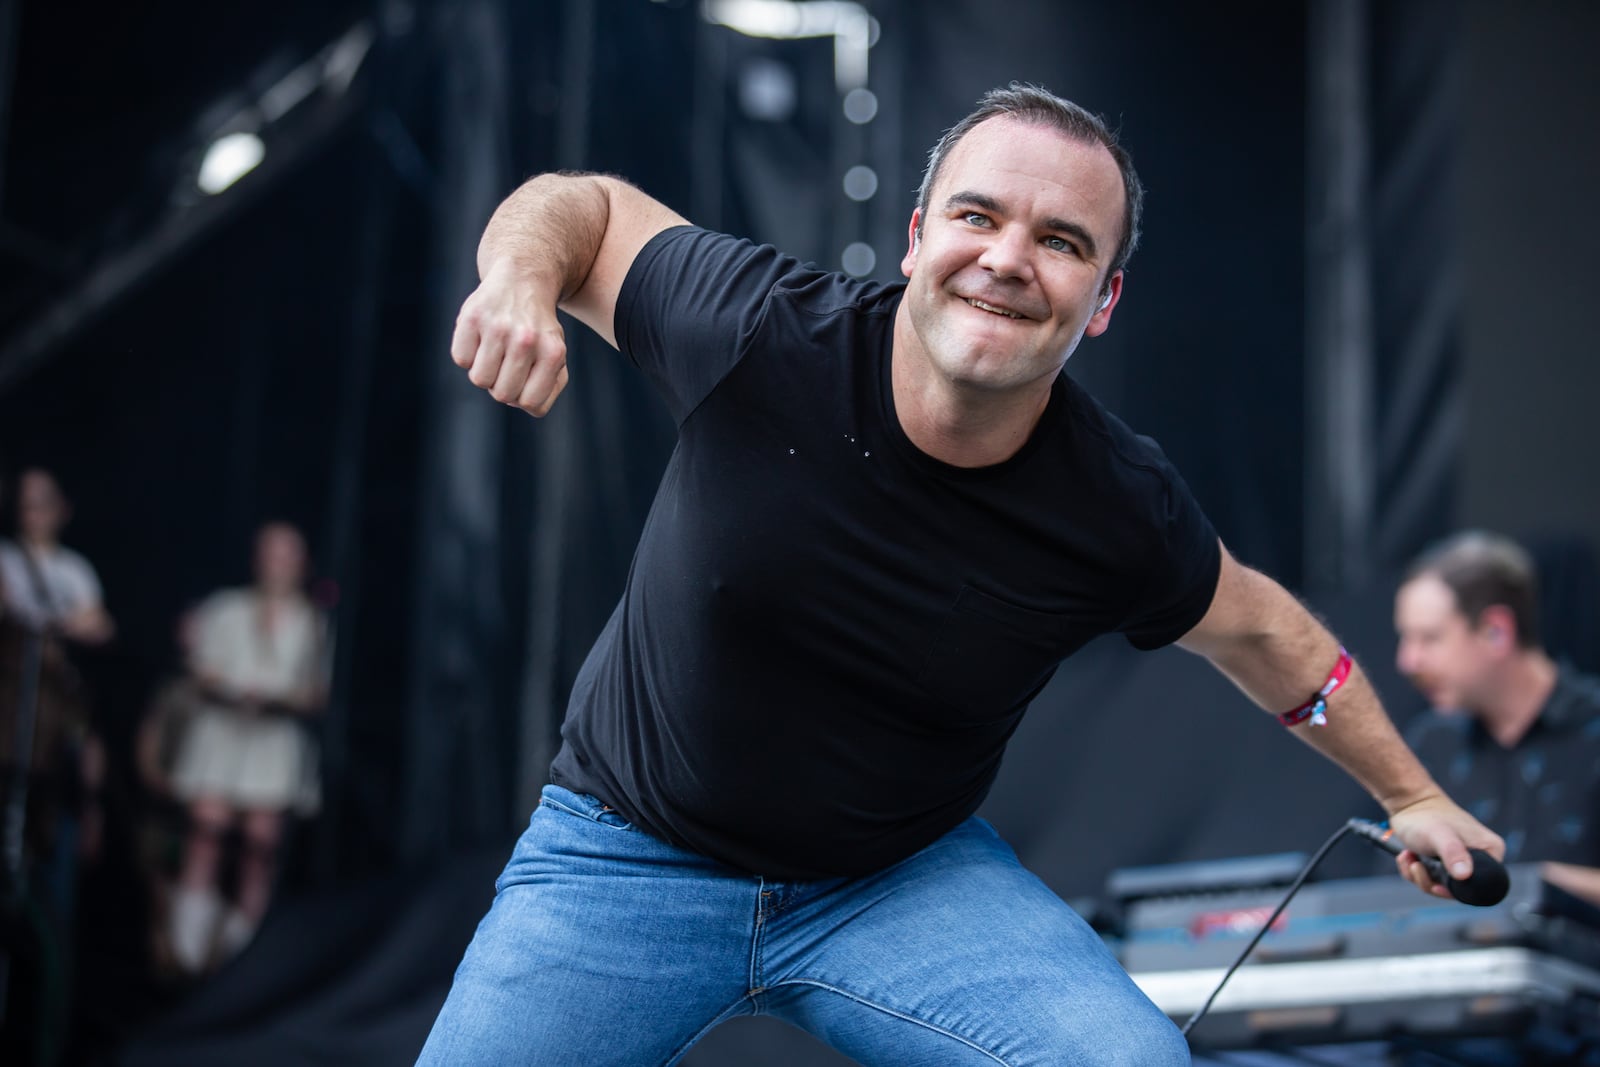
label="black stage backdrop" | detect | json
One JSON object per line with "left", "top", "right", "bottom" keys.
{"left": 0, "top": 1, "right": 1595, "bottom": 1064}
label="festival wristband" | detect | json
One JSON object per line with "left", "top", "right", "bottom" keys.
{"left": 1277, "top": 646, "right": 1352, "bottom": 727}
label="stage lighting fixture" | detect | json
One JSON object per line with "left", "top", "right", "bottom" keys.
{"left": 702, "top": 0, "right": 876, "bottom": 91}
{"left": 197, "top": 131, "right": 266, "bottom": 195}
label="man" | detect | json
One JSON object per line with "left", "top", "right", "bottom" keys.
{"left": 0, "top": 468, "right": 114, "bottom": 646}
{"left": 0, "top": 467, "right": 112, "bottom": 862}
{"left": 422, "top": 86, "right": 1501, "bottom": 1065}
{"left": 1396, "top": 530, "right": 1600, "bottom": 906}
{"left": 0, "top": 467, "right": 111, "bottom": 1060}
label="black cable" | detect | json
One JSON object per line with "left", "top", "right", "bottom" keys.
{"left": 1181, "top": 821, "right": 1355, "bottom": 1039}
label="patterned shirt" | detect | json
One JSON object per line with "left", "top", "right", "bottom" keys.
{"left": 1406, "top": 666, "right": 1600, "bottom": 864}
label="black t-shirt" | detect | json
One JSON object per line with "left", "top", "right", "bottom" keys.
{"left": 1406, "top": 666, "right": 1600, "bottom": 865}
{"left": 550, "top": 227, "right": 1221, "bottom": 878}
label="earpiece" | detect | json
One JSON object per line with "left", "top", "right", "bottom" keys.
{"left": 1096, "top": 289, "right": 1113, "bottom": 312}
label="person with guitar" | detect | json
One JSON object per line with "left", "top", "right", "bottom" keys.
{"left": 0, "top": 466, "right": 113, "bottom": 1065}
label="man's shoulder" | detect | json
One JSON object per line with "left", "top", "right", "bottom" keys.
{"left": 1404, "top": 707, "right": 1475, "bottom": 750}
{"left": 1550, "top": 665, "right": 1600, "bottom": 726}
{"left": 635, "top": 226, "right": 896, "bottom": 320}
{"left": 50, "top": 543, "right": 97, "bottom": 575}
{"left": 1051, "top": 376, "right": 1187, "bottom": 490}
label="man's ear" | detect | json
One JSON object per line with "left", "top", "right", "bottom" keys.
{"left": 1478, "top": 604, "right": 1517, "bottom": 651}
{"left": 901, "top": 208, "right": 923, "bottom": 279}
{"left": 1083, "top": 271, "right": 1124, "bottom": 337}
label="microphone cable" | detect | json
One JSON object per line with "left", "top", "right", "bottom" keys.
{"left": 1179, "top": 821, "right": 1353, "bottom": 1038}
{"left": 1179, "top": 819, "right": 1510, "bottom": 1038}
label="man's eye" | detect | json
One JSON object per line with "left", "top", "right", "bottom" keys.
{"left": 1044, "top": 236, "right": 1074, "bottom": 254}
{"left": 963, "top": 212, "right": 990, "bottom": 227}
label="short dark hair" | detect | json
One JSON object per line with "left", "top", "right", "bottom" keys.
{"left": 1404, "top": 531, "right": 1542, "bottom": 649}
{"left": 915, "top": 83, "right": 1145, "bottom": 282}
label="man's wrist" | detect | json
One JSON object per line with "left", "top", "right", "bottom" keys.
{"left": 1380, "top": 786, "right": 1448, "bottom": 820}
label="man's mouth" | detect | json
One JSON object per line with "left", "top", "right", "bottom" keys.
{"left": 964, "top": 297, "right": 1027, "bottom": 320}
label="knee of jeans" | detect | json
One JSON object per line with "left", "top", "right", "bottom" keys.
{"left": 1104, "top": 1010, "right": 1190, "bottom": 1067}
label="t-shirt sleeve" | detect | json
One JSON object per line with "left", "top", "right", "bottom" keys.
{"left": 60, "top": 551, "right": 103, "bottom": 615}
{"left": 613, "top": 226, "right": 813, "bottom": 424}
{"left": 1120, "top": 447, "right": 1222, "bottom": 651}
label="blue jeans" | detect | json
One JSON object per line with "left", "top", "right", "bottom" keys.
{"left": 418, "top": 785, "right": 1188, "bottom": 1066}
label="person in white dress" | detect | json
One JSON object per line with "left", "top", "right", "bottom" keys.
{"left": 165, "top": 521, "right": 328, "bottom": 973}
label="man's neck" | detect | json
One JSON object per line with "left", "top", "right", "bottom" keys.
{"left": 1476, "top": 651, "right": 1559, "bottom": 748}
{"left": 20, "top": 535, "right": 57, "bottom": 554}
{"left": 890, "top": 315, "right": 1053, "bottom": 468}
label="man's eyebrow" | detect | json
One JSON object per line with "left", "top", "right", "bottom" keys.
{"left": 942, "top": 190, "right": 1098, "bottom": 258}
{"left": 944, "top": 190, "right": 1003, "bottom": 216}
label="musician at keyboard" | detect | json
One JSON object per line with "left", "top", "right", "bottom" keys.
{"left": 1395, "top": 531, "right": 1600, "bottom": 906}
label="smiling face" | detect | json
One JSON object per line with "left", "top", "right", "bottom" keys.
{"left": 898, "top": 115, "right": 1126, "bottom": 397}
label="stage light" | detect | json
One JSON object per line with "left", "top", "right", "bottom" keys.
{"left": 702, "top": 0, "right": 876, "bottom": 91}
{"left": 842, "top": 164, "right": 877, "bottom": 201}
{"left": 196, "top": 132, "right": 266, "bottom": 195}
{"left": 842, "top": 87, "right": 877, "bottom": 124}
{"left": 738, "top": 57, "right": 798, "bottom": 121}
{"left": 189, "top": 20, "right": 374, "bottom": 198}
{"left": 841, "top": 241, "right": 874, "bottom": 276}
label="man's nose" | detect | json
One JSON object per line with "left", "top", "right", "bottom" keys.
{"left": 977, "top": 226, "right": 1034, "bottom": 280}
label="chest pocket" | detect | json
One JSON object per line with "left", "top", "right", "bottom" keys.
{"left": 918, "top": 586, "right": 1076, "bottom": 722}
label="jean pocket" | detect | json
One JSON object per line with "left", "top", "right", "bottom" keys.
{"left": 540, "top": 786, "right": 636, "bottom": 830}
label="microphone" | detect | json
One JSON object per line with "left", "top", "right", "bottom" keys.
{"left": 1347, "top": 818, "right": 1510, "bottom": 906}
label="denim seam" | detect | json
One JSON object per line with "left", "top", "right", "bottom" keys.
{"left": 539, "top": 795, "right": 634, "bottom": 830}
{"left": 775, "top": 978, "right": 1014, "bottom": 1066}
{"left": 661, "top": 995, "right": 755, "bottom": 1067}
{"left": 748, "top": 879, "right": 770, "bottom": 1001}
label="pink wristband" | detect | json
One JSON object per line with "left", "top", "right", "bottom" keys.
{"left": 1278, "top": 647, "right": 1352, "bottom": 727}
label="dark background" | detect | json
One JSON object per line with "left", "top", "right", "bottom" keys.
{"left": 1, "top": 0, "right": 1596, "bottom": 1063}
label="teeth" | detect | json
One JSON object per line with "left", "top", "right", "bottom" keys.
{"left": 966, "top": 298, "right": 1023, "bottom": 319}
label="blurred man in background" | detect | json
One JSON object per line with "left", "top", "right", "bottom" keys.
{"left": 0, "top": 468, "right": 115, "bottom": 647}
{"left": 0, "top": 466, "right": 112, "bottom": 1065}
{"left": 1396, "top": 530, "right": 1600, "bottom": 905}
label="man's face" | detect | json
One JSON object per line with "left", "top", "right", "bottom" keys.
{"left": 18, "top": 470, "right": 66, "bottom": 542}
{"left": 899, "top": 115, "right": 1126, "bottom": 393}
{"left": 1394, "top": 573, "right": 1497, "bottom": 712}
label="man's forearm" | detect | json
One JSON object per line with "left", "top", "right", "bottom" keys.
{"left": 476, "top": 172, "right": 612, "bottom": 302}
{"left": 1211, "top": 632, "right": 1443, "bottom": 815}
{"left": 1185, "top": 558, "right": 1442, "bottom": 816}
{"left": 1541, "top": 863, "right": 1600, "bottom": 907}
{"left": 1283, "top": 662, "right": 1444, "bottom": 815}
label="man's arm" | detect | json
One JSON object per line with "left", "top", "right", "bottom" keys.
{"left": 450, "top": 173, "right": 689, "bottom": 416}
{"left": 59, "top": 601, "right": 114, "bottom": 645}
{"left": 1541, "top": 863, "right": 1600, "bottom": 908}
{"left": 1177, "top": 543, "right": 1505, "bottom": 898}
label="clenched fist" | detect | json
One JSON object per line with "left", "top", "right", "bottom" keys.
{"left": 450, "top": 260, "right": 572, "bottom": 417}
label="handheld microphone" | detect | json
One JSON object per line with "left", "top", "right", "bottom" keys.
{"left": 1346, "top": 818, "right": 1510, "bottom": 906}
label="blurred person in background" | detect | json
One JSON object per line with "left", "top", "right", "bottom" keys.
{"left": 0, "top": 466, "right": 113, "bottom": 1065}
{"left": 163, "top": 521, "right": 328, "bottom": 975}
{"left": 0, "top": 468, "right": 115, "bottom": 646}
{"left": 1396, "top": 530, "right": 1600, "bottom": 906}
